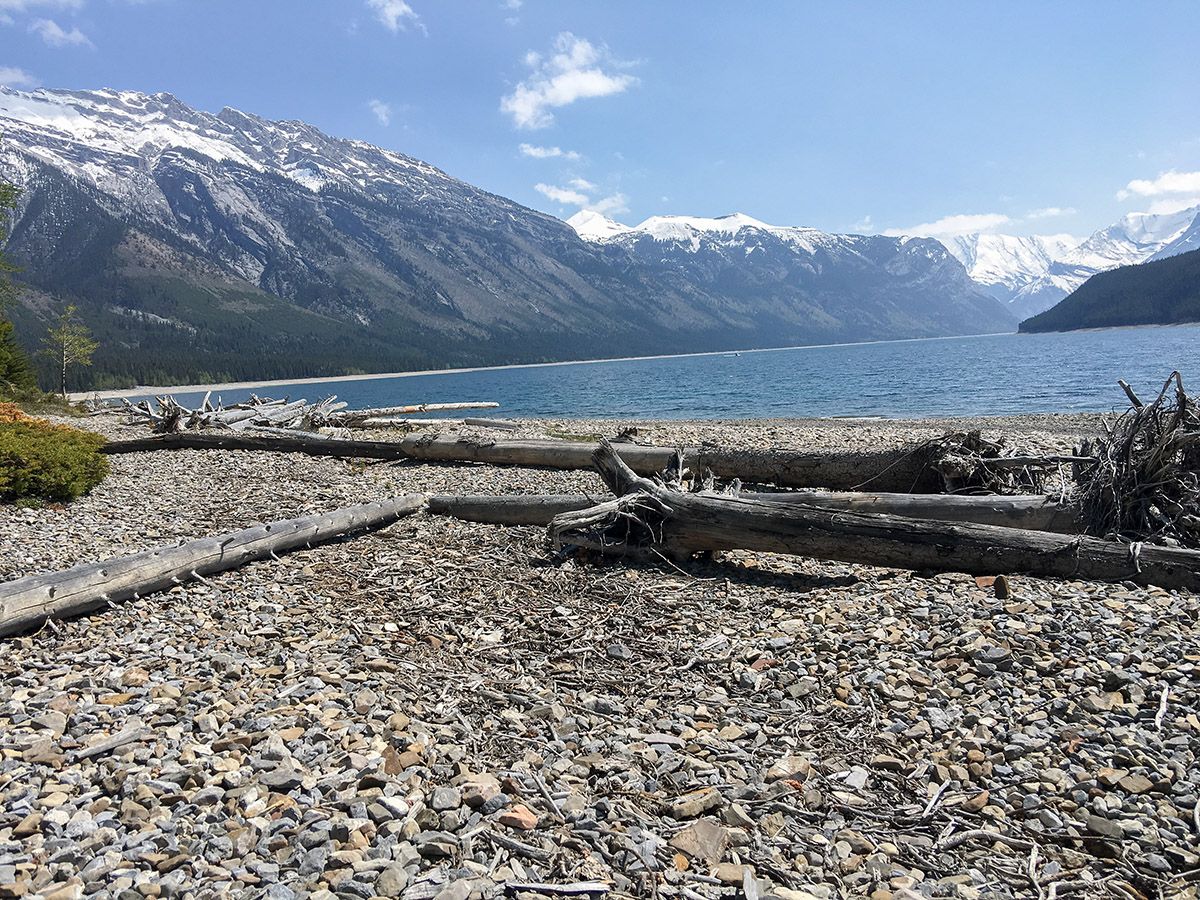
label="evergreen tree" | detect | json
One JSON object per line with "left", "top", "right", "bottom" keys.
{"left": 42, "top": 304, "right": 98, "bottom": 399}
{"left": 0, "top": 179, "right": 37, "bottom": 395}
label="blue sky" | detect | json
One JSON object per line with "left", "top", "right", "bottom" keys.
{"left": 2, "top": 0, "right": 1198, "bottom": 239}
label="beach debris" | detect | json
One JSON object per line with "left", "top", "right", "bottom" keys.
{"left": 0, "top": 495, "right": 425, "bottom": 638}
{"left": 547, "top": 440, "right": 1200, "bottom": 592}
{"left": 1076, "top": 370, "right": 1200, "bottom": 548}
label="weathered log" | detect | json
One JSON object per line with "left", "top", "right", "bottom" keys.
{"left": 739, "top": 490, "right": 1082, "bottom": 533}
{"left": 0, "top": 495, "right": 426, "bottom": 638}
{"left": 101, "top": 433, "right": 960, "bottom": 491}
{"left": 428, "top": 494, "right": 597, "bottom": 525}
{"left": 548, "top": 442, "right": 1200, "bottom": 592}
{"left": 428, "top": 491, "right": 1081, "bottom": 531}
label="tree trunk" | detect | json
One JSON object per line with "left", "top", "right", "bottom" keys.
{"left": 0, "top": 495, "right": 426, "bottom": 638}
{"left": 101, "top": 432, "right": 966, "bottom": 492}
{"left": 547, "top": 442, "right": 1200, "bottom": 593}
{"left": 428, "top": 491, "right": 1081, "bottom": 532}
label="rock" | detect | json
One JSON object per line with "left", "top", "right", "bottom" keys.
{"left": 1118, "top": 774, "right": 1154, "bottom": 794}
{"left": 765, "top": 755, "right": 812, "bottom": 782}
{"left": 668, "top": 787, "right": 723, "bottom": 819}
{"left": 260, "top": 767, "right": 304, "bottom": 793}
{"left": 430, "top": 787, "right": 461, "bottom": 811}
{"left": 460, "top": 773, "right": 501, "bottom": 808}
{"left": 496, "top": 803, "right": 538, "bottom": 831}
{"left": 962, "top": 791, "right": 990, "bottom": 813}
{"left": 1087, "top": 815, "right": 1124, "bottom": 840}
{"left": 668, "top": 818, "right": 729, "bottom": 865}
{"left": 374, "top": 865, "right": 409, "bottom": 896}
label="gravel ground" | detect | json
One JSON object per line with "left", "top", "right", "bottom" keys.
{"left": 2, "top": 412, "right": 1198, "bottom": 900}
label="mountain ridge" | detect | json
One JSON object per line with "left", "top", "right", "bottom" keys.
{"left": 0, "top": 85, "right": 1015, "bottom": 389}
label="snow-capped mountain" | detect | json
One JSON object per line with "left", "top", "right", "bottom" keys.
{"left": 935, "top": 206, "right": 1200, "bottom": 320}
{"left": 0, "top": 86, "right": 1014, "bottom": 388}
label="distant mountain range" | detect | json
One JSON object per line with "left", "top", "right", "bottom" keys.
{"left": 1020, "top": 247, "right": 1200, "bottom": 333}
{"left": 940, "top": 206, "right": 1200, "bottom": 320}
{"left": 0, "top": 86, "right": 1015, "bottom": 389}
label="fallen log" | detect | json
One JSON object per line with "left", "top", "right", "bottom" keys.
{"left": 0, "top": 495, "right": 426, "bottom": 639}
{"left": 428, "top": 491, "right": 1081, "bottom": 531}
{"left": 547, "top": 442, "right": 1200, "bottom": 593}
{"left": 101, "top": 433, "right": 979, "bottom": 491}
{"left": 428, "top": 494, "right": 597, "bottom": 525}
{"left": 740, "top": 489, "right": 1082, "bottom": 533}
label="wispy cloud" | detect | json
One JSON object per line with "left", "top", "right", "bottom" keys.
{"left": 365, "top": 0, "right": 423, "bottom": 33}
{"left": 29, "top": 17, "right": 91, "bottom": 46}
{"left": 501, "top": 32, "right": 637, "bottom": 129}
{"left": 367, "top": 98, "right": 392, "bottom": 126}
{"left": 535, "top": 180, "right": 629, "bottom": 217}
{"left": 0, "top": 0, "right": 84, "bottom": 11}
{"left": 882, "top": 213, "right": 1012, "bottom": 239}
{"left": 0, "top": 65, "right": 37, "bottom": 87}
{"left": 1117, "top": 169, "right": 1200, "bottom": 200}
{"left": 850, "top": 215, "right": 874, "bottom": 233}
{"left": 518, "top": 142, "right": 581, "bottom": 161}
{"left": 1143, "top": 197, "right": 1200, "bottom": 216}
{"left": 1027, "top": 206, "right": 1076, "bottom": 219}
{"left": 535, "top": 182, "right": 589, "bottom": 206}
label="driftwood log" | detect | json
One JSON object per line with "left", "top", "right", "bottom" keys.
{"left": 0, "top": 495, "right": 426, "bottom": 638}
{"left": 100, "top": 432, "right": 1039, "bottom": 492}
{"left": 547, "top": 442, "right": 1200, "bottom": 592}
{"left": 428, "top": 491, "right": 1081, "bottom": 532}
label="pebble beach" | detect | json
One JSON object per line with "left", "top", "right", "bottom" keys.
{"left": 2, "top": 412, "right": 1198, "bottom": 900}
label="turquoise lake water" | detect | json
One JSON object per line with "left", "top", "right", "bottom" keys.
{"left": 134, "top": 324, "right": 1200, "bottom": 420}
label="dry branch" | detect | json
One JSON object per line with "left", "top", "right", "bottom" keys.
{"left": 0, "top": 495, "right": 426, "bottom": 638}
{"left": 547, "top": 442, "right": 1200, "bottom": 592}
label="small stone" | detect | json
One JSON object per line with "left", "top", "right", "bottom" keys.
{"left": 13, "top": 811, "right": 43, "bottom": 837}
{"left": 260, "top": 767, "right": 303, "bottom": 793}
{"left": 668, "top": 818, "right": 729, "bottom": 865}
{"left": 962, "top": 791, "right": 989, "bottom": 813}
{"left": 765, "top": 755, "right": 811, "bottom": 782}
{"left": 668, "top": 787, "right": 722, "bottom": 819}
{"left": 460, "top": 773, "right": 501, "bottom": 808}
{"left": 1118, "top": 774, "right": 1153, "bottom": 794}
{"left": 870, "top": 755, "right": 908, "bottom": 773}
{"left": 375, "top": 866, "right": 409, "bottom": 896}
{"left": 1087, "top": 815, "right": 1124, "bottom": 840}
{"left": 431, "top": 787, "right": 461, "bottom": 811}
{"left": 496, "top": 803, "right": 538, "bottom": 831}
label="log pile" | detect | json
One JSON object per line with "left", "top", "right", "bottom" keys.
{"left": 123, "top": 394, "right": 500, "bottom": 434}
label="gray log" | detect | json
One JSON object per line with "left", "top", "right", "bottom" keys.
{"left": 548, "top": 442, "right": 1200, "bottom": 593}
{"left": 102, "top": 433, "right": 952, "bottom": 491}
{"left": 428, "top": 490, "right": 1081, "bottom": 532}
{"left": 0, "top": 495, "right": 426, "bottom": 638}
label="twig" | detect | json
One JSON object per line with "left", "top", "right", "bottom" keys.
{"left": 1155, "top": 683, "right": 1169, "bottom": 730}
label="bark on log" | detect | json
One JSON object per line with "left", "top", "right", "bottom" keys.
{"left": 548, "top": 442, "right": 1200, "bottom": 592}
{"left": 0, "top": 495, "right": 426, "bottom": 638}
{"left": 428, "top": 494, "right": 597, "bottom": 525}
{"left": 428, "top": 491, "right": 1081, "bottom": 532}
{"left": 102, "top": 433, "right": 955, "bottom": 491}
{"left": 335, "top": 402, "right": 500, "bottom": 423}
{"left": 740, "top": 490, "right": 1082, "bottom": 533}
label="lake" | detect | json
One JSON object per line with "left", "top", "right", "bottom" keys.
{"left": 126, "top": 324, "right": 1200, "bottom": 420}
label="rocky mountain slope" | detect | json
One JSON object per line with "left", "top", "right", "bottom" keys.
{"left": 942, "top": 206, "right": 1200, "bottom": 320}
{"left": 1019, "top": 247, "right": 1200, "bottom": 333}
{"left": 0, "top": 86, "right": 1014, "bottom": 389}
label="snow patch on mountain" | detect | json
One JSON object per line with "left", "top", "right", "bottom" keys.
{"left": 940, "top": 233, "right": 1081, "bottom": 292}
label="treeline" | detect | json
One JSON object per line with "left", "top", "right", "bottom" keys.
{"left": 1020, "top": 248, "right": 1200, "bottom": 332}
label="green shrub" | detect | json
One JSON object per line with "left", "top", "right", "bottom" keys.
{"left": 0, "top": 411, "right": 109, "bottom": 503}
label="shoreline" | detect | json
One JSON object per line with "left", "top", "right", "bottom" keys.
{"left": 73, "top": 330, "right": 1018, "bottom": 400}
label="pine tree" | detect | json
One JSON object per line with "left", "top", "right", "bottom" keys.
{"left": 42, "top": 305, "right": 99, "bottom": 399}
{"left": 0, "top": 179, "right": 37, "bottom": 395}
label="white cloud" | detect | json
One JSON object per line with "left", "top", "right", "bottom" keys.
{"left": 0, "top": 0, "right": 83, "bottom": 11}
{"left": 883, "top": 213, "right": 1011, "bottom": 238}
{"left": 0, "top": 65, "right": 37, "bottom": 87}
{"left": 29, "top": 17, "right": 91, "bottom": 46}
{"left": 518, "top": 142, "right": 581, "bottom": 161}
{"left": 535, "top": 182, "right": 589, "bottom": 205}
{"left": 367, "top": 99, "right": 391, "bottom": 126}
{"left": 850, "top": 215, "right": 874, "bottom": 233}
{"left": 1144, "top": 197, "right": 1200, "bottom": 215}
{"left": 1027, "top": 206, "right": 1076, "bottom": 219}
{"left": 586, "top": 192, "right": 629, "bottom": 216}
{"left": 365, "top": 0, "right": 422, "bottom": 33}
{"left": 501, "top": 32, "right": 636, "bottom": 129}
{"left": 1117, "top": 169, "right": 1200, "bottom": 200}
{"left": 535, "top": 180, "right": 629, "bottom": 217}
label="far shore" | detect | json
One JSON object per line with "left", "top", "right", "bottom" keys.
{"left": 74, "top": 331, "right": 1019, "bottom": 401}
